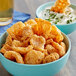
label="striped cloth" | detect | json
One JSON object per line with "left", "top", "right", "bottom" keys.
{"left": 0, "top": 10, "right": 31, "bottom": 36}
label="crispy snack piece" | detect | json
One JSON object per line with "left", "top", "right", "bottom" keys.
{"left": 5, "top": 35, "right": 13, "bottom": 46}
{"left": 60, "top": 42, "right": 66, "bottom": 52}
{"left": 22, "top": 25, "right": 34, "bottom": 40}
{"left": 24, "top": 19, "right": 37, "bottom": 26}
{"left": 21, "top": 26, "right": 34, "bottom": 47}
{"left": 30, "top": 35, "right": 45, "bottom": 50}
{"left": 50, "top": 0, "right": 71, "bottom": 13}
{"left": 7, "top": 21, "right": 25, "bottom": 38}
{"left": 50, "top": 25, "right": 63, "bottom": 43}
{"left": 0, "top": 35, "right": 13, "bottom": 54}
{"left": 48, "top": 39, "right": 66, "bottom": 57}
{"left": 43, "top": 52, "right": 59, "bottom": 63}
{"left": 0, "top": 44, "right": 12, "bottom": 54}
{"left": 32, "top": 18, "right": 52, "bottom": 38}
{"left": 12, "top": 40, "right": 24, "bottom": 47}
{"left": 45, "top": 44, "right": 58, "bottom": 54}
{"left": 12, "top": 45, "right": 33, "bottom": 54}
{"left": 24, "top": 50, "right": 44, "bottom": 64}
{"left": 4, "top": 51, "right": 24, "bottom": 64}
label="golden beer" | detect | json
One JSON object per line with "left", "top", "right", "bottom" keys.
{"left": 0, "top": 0, "right": 13, "bottom": 26}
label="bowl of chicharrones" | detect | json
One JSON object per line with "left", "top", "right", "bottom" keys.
{"left": 0, "top": 18, "right": 71, "bottom": 76}
{"left": 36, "top": 0, "right": 76, "bottom": 34}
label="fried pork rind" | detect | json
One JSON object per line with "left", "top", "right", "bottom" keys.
{"left": 24, "top": 50, "right": 44, "bottom": 64}
{"left": 5, "top": 35, "right": 13, "bottom": 46}
{"left": 4, "top": 51, "right": 24, "bottom": 64}
{"left": 24, "top": 19, "right": 37, "bottom": 26}
{"left": 60, "top": 42, "right": 66, "bottom": 52}
{"left": 45, "top": 44, "right": 58, "bottom": 54}
{"left": 22, "top": 25, "right": 34, "bottom": 39}
{"left": 32, "top": 18, "right": 52, "bottom": 38}
{"left": 0, "top": 35, "right": 13, "bottom": 54}
{"left": 0, "top": 44, "right": 12, "bottom": 54}
{"left": 48, "top": 39, "right": 66, "bottom": 57}
{"left": 43, "top": 52, "right": 59, "bottom": 63}
{"left": 12, "top": 40, "right": 24, "bottom": 47}
{"left": 12, "top": 45, "right": 33, "bottom": 54}
{"left": 50, "top": 25, "right": 64, "bottom": 43}
{"left": 50, "top": 0, "right": 71, "bottom": 13}
{"left": 30, "top": 35, "right": 45, "bottom": 50}
{"left": 7, "top": 21, "right": 25, "bottom": 39}
{"left": 21, "top": 25, "right": 34, "bottom": 47}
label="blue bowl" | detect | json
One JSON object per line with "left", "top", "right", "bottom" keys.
{"left": 36, "top": 2, "right": 76, "bottom": 34}
{"left": 0, "top": 32, "right": 71, "bottom": 76}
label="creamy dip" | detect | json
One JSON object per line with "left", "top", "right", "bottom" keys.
{"left": 39, "top": 6, "right": 76, "bottom": 25}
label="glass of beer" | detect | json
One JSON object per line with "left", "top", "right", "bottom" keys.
{"left": 0, "top": 0, "right": 13, "bottom": 26}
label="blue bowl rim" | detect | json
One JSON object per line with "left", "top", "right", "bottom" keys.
{"left": 0, "top": 32, "right": 71, "bottom": 66}
{"left": 36, "top": 1, "right": 76, "bottom": 26}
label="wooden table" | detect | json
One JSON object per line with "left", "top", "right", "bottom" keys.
{"left": 0, "top": 0, "right": 76, "bottom": 76}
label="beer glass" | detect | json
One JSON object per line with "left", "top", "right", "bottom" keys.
{"left": 0, "top": 0, "right": 13, "bottom": 26}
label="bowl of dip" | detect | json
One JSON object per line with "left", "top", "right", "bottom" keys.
{"left": 36, "top": 2, "right": 76, "bottom": 34}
